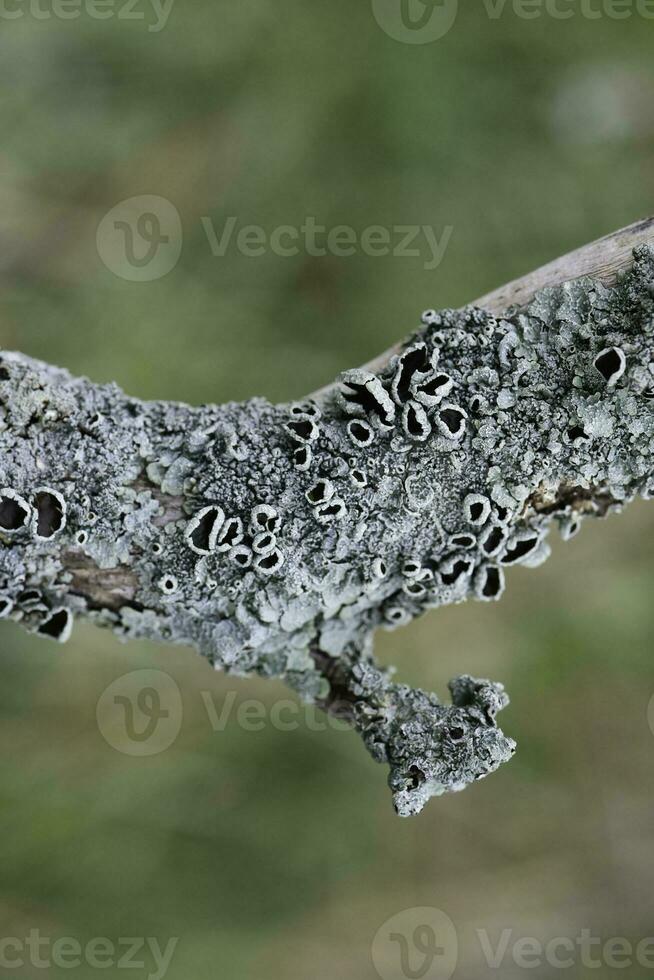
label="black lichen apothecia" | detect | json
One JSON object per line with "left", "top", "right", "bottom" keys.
{"left": 1, "top": 247, "right": 654, "bottom": 813}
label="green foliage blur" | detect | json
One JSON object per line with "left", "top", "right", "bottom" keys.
{"left": 1, "top": 2, "right": 653, "bottom": 977}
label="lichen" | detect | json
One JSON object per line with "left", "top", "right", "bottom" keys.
{"left": 1, "top": 246, "right": 654, "bottom": 814}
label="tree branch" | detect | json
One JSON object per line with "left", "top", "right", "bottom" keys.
{"left": 1, "top": 219, "right": 653, "bottom": 815}
{"left": 313, "top": 216, "right": 654, "bottom": 396}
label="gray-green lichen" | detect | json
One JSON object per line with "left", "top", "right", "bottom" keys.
{"left": 1, "top": 246, "right": 654, "bottom": 815}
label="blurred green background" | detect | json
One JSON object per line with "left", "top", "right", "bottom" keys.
{"left": 1, "top": 2, "right": 653, "bottom": 977}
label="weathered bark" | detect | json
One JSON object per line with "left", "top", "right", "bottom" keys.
{"left": 1, "top": 221, "right": 653, "bottom": 815}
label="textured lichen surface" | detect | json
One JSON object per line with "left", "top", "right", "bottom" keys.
{"left": 1, "top": 246, "right": 653, "bottom": 815}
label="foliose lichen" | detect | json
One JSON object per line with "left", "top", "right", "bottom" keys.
{"left": 1, "top": 246, "right": 653, "bottom": 813}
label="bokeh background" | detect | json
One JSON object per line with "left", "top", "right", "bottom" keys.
{"left": 1, "top": 2, "right": 653, "bottom": 977}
